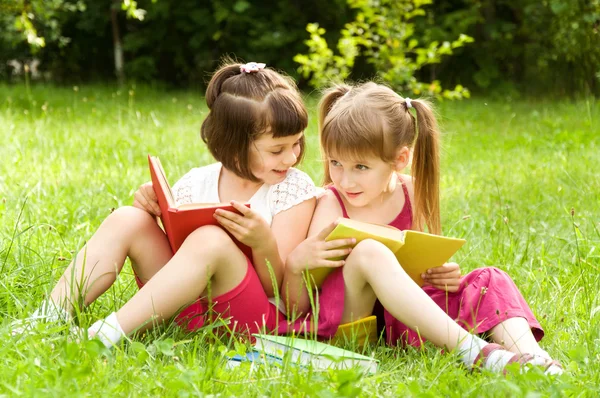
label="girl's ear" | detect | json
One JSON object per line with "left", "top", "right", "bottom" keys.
{"left": 394, "top": 146, "right": 411, "bottom": 171}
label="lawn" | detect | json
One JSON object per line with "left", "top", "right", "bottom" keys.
{"left": 0, "top": 83, "right": 598, "bottom": 396}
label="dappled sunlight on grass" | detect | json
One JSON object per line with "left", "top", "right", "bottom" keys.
{"left": 0, "top": 84, "right": 599, "bottom": 396}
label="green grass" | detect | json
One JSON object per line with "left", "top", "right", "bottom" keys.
{"left": 0, "top": 83, "right": 599, "bottom": 396}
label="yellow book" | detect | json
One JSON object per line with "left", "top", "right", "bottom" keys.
{"left": 308, "top": 218, "right": 466, "bottom": 288}
{"left": 330, "top": 315, "right": 378, "bottom": 347}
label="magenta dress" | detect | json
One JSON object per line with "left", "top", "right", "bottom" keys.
{"left": 295, "top": 186, "right": 544, "bottom": 347}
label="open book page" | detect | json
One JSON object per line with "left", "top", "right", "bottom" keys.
{"left": 148, "top": 155, "right": 176, "bottom": 209}
{"left": 395, "top": 230, "right": 466, "bottom": 286}
{"left": 148, "top": 155, "right": 252, "bottom": 256}
{"left": 150, "top": 155, "right": 243, "bottom": 211}
{"left": 326, "top": 218, "right": 406, "bottom": 253}
{"left": 178, "top": 202, "right": 226, "bottom": 210}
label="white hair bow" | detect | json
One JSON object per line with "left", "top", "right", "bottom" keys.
{"left": 240, "top": 62, "right": 266, "bottom": 73}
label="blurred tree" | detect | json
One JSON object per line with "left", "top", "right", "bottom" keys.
{"left": 0, "top": 0, "right": 351, "bottom": 86}
{"left": 4, "top": 0, "right": 85, "bottom": 52}
{"left": 294, "top": 0, "right": 473, "bottom": 99}
{"left": 0, "top": 0, "right": 84, "bottom": 79}
{"left": 1, "top": 0, "right": 597, "bottom": 95}
{"left": 417, "top": 0, "right": 600, "bottom": 96}
{"left": 0, "top": 0, "right": 148, "bottom": 83}
{"left": 110, "top": 0, "right": 150, "bottom": 84}
{"left": 118, "top": 0, "right": 350, "bottom": 86}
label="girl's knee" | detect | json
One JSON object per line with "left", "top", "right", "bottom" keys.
{"left": 353, "top": 239, "right": 389, "bottom": 258}
{"left": 183, "top": 225, "right": 240, "bottom": 257}
{"left": 468, "top": 266, "right": 514, "bottom": 287}
{"left": 182, "top": 225, "right": 247, "bottom": 278}
{"left": 345, "top": 239, "right": 390, "bottom": 274}
{"left": 186, "top": 225, "right": 230, "bottom": 244}
{"left": 478, "top": 266, "right": 509, "bottom": 278}
{"left": 106, "top": 206, "right": 157, "bottom": 231}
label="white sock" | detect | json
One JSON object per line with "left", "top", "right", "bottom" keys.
{"left": 484, "top": 349, "right": 519, "bottom": 372}
{"left": 457, "top": 335, "right": 525, "bottom": 373}
{"left": 545, "top": 363, "right": 564, "bottom": 375}
{"left": 529, "top": 347, "right": 563, "bottom": 375}
{"left": 457, "top": 334, "right": 488, "bottom": 367}
{"left": 531, "top": 347, "right": 551, "bottom": 361}
{"left": 32, "top": 300, "right": 72, "bottom": 323}
{"left": 88, "top": 312, "right": 126, "bottom": 348}
{"left": 533, "top": 348, "right": 564, "bottom": 375}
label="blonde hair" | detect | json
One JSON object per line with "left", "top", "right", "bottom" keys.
{"left": 319, "top": 82, "right": 440, "bottom": 234}
{"left": 201, "top": 59, "right": 308, "bottom": 181}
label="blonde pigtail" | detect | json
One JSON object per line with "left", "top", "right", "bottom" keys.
{"left": 410, "top": 99, "right": 441, "bottom": 235}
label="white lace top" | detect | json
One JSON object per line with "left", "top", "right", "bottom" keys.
{"left": 171, "top": 163, "right": 317, "bottom": 225}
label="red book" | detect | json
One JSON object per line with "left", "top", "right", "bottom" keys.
{"left": 148, "top": 155, "right": 252, "bottom": 257}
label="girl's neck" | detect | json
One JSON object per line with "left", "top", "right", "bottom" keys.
{"left": 343, "top": 180, "right": 406, "bottom": 225}
{"left": 218, "top": 166, "right": 263, "bottom": 202}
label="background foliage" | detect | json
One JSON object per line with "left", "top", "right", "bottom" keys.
{"left": 1, "top": 0, "right": 598, "bottom": 95}
{"left": 294, "top": 0, "right": 474, "bottom": 99}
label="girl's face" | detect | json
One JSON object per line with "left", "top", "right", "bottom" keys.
{"left": 249, "top": 132, "right": 303, "bottom": 184}
{"left": 328, "top": 154, "right": 396, "bottom": 208}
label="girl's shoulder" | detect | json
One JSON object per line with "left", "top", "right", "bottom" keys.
{"left": 267, "top": 168, "right": 318, "bottom": 215}
{"left": 281, "top": 167, "right": 315, "bottom": 185}
{"left": 317, "top": 187, "right": 339, "bottom": 204}
{"left": 315, "top": 188, "right": 344, "bottom": 213}
{"left": 172, "top": 163, "right": 221, "bottom": 204}
{"left": 397, "top": 173, "right": 415, "bottom": 197}
{"left": 180, "top": 162, "right": 221, "bottom": 178}
{"left": 397, "top": 172, "right": 414, "bottom": 186}
{"left": 175, "top": 163, "right": 220, "bottom": 184}
{"left": 270, "top": 168, "right": 316, "bottom": 194}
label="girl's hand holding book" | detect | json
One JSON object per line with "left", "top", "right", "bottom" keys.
{"left": 421, "top": 262, "right": 461, "bottom": 292}
{"left": 286, "top": 221, "right": 355, "bottom": 275}
{"left": 133, "top": 181, "right": 161, "bottom": 216}
{"left": 213, "top": 200, "right": 272, "bottom": 251}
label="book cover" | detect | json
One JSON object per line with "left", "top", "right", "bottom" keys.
{"left": 148, "top": 155, "right": 252, "bottom": 257}
{"left": 308, "top": 218, "right": 466, "bottom": 288}
{"left": 225, "top": 351, "right": 284, "bottom": 369}
{"left": 330, "top": 315, "right": 378, "bottom": 347}
{"left": 252, "top": 334, "right": 378, "bottom": 374}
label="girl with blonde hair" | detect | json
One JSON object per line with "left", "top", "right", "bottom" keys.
{"left": 283, "top": 82, "right": 562, "bottom": 374}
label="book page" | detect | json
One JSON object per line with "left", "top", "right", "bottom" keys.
{"left": 154, "top": 157, "right": 176, "bottom": 208}
{"left": 177, "top": 202, "right": 227, "bottom": 210}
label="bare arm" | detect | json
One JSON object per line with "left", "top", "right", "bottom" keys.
{"left": 215, "top": 197, "right": 316, "bottom": 297}
{"left": 253, "top": 197, "right": 316, "bottom": 297}
{"left": 282, "top": 191, "right": 351, "bottom": 314}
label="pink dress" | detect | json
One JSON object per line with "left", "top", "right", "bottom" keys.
{"left": 306, "top": 186, "right": 544, "bottom": 347}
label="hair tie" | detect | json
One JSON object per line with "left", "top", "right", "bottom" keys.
{"left": 405, "top": 97, "right": 413, "bottom": 109}
{"left": 240, "top": 62, "right": 266, "bottom": 74}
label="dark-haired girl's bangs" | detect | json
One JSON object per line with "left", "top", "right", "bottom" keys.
{"left": 265, "top": 90, "right": 308, "bottom": 137}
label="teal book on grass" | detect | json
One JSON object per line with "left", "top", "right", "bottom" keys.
{"left": 252, "top": 334, "right": 378, "bottom": 374}
{"left": 226, "top": 351, "right": 284, "bottom": 369}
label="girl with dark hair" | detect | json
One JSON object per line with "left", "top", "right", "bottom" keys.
{"left": 16, "top": 61, "right": 317, "bottom": 347}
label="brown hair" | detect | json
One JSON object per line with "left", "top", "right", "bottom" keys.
{"left": 201, "top": 60, "right": 308, "bottom": 181}
{"left": 318, "top": 82, "right": 441, "bottom": 234}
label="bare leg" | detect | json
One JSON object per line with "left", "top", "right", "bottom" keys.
{"left": 489, "top": 317, "right": 544, "bottom": 355}
{"left": 49, "top": 206, "right": 172, "bottom": 313}
{"left": 338, "top": 240, "right": 563, "bottom": 374}
{"left": 490, "top": 317, "right": 563, "bottom": 373}
{"left": 342, "top": 239, "right": 473, "bottom": 350}
{"left": 114, "top": 225, "right": 249, "bottom": 334}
